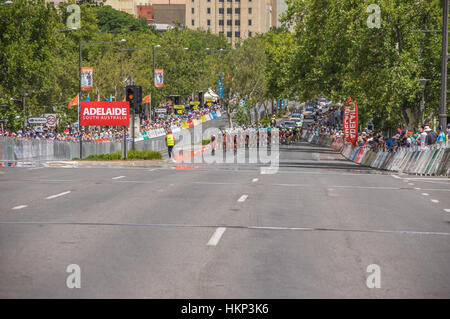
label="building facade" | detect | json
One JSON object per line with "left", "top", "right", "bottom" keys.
{"left": 185, "top": 0, "right": 275, "bottom": 44}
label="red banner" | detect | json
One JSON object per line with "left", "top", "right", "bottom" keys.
{"left": 80, "top": 101, "right": 130, "bottom": 126}
{"left": 343, "top": 97, "right": 358, "bottom": 145}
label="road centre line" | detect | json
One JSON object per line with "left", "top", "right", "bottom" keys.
{"left": 444, "top": 209, "right": 450, "bottom": 213}
{"left": 207, "top": 227, "right": 226, "bottom": 246}
{"left": 1, "top": 221, "right": 449, "bottom": 237}
{"left": 12, "top": 205, "right": 27, "bottom": 210}
{"left": 45, "top": 191, "right": 71, "bottom": 200}
{"left": 431, "top": 199, "right": 440, "bottom": 203}
{"left": 252, "top": 178, "right": 259, "bottom": 183}
{"left": 238, "top": 195, "right": 248, "bottom": 202}
{"left": 112, "top": 176, "right": 126, "bottom": 180}
{"left": 422, "top": 193, "right": 429, "bottom": 196}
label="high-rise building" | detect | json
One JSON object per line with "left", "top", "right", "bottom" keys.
{"left": 186, "top": 0, "right": 275, "bottom": 45}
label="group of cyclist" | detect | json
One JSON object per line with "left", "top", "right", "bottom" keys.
{"left": 211, "top": 118, "right": 303, "bottom": 154}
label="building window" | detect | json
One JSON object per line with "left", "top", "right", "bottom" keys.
{"left": 235, "top": 20, "right": 240, "bottom": 26}
{"left": 227, "top": 19, "right": 232, "bottom": 26}
{"left": 248, "top": 31, "right": 252, "bottom": 37}
{"left": 248, "top": 19, "right": 252, "bottom": 26}
{"left": 235, "top": 32, "right": 240, "bottom": 38}
{"left": 227, "top": 31, "right": 232, "bottom": 38}
{"left": 227, "top": 8, "right": 232, "bottom": 14}
{"left": 248, "top": 7, "right": 252, "bottom": 14}
{"left": 235, "top": 8, "right": 240, "bottom": 14}
{"left": 192, "top": 8, "right": 194, "bottom": 14}
{"left": 192, "top": 19, "right": 195, "bottom": 26}
{"left": 219, "top": 20, "right": 224, "bottom": 25}
{"left": 219, "top": 8, "right": 224, "bottom": 14}
{"left": 207, "top": 19, "right": 211, "bottom": 26}
{"left": 207, "top": 7, "right": 211, "bottom": 14}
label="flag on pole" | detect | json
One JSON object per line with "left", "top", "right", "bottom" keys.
{"left": 68, "top": 95, "right": 79, "bottom": 109}
{"left": 142, "top": 94, "right": 150, "bottom": 104}
{"left": 106, "top": 95, "right": 112, "bottom": 102}
{"left": 84, "top": 94, "right": 90, "bottom": 102}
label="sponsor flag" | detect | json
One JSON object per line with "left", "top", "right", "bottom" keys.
{"left": 142, "top": 94, "right": 150, "bottom": 104}
{"left": 154, "top": 69, "right": 164, "bottom": 87}
{"left": 343, "top": 97, "right": 358, "bottom": 145}
{"left": 84, "top": 94, "right": 90, "bottom": 102}
{"left": 67, "top": 95, "right": 79, "bottom": 109}
{"left": 81, "top": 67, "right": 93, "bottom": 92}
{"left": 106, "top": 96, "right": 112, "bottom": 102}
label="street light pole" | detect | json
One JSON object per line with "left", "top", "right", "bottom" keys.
{"left": 439, "top": 0, "right": 449, "bottom": 129}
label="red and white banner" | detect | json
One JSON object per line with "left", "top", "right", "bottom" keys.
{"left": 80, "top": 101, "right": 130, "bottom": 126}
{"left": 343, "top": 97, "right": 358, "bottom": 145}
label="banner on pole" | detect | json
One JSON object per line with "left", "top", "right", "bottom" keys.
{"left": 154, "top": 69, "right": 164, "bottom": 87}
{"left": 80, "top": 101, "right": 130, "bottom": 126}
{"left": 343, "top": 97, "right": 358, "bottom": 145}
{"left": 81, "top": 67, "right": 93, "bottom": 92}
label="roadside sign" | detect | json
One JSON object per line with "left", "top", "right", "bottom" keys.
{"left": 189, "top": 101, "right": 200, "bottom": 105}
{"left": 174, "top": 105, "right": 185, "bottom": 109}
{"left": 205, "top": 98, "right": 214, "bottom": 102}
{"left": 155, "top": 108, "right": 167, "bottom": 113}
{"left": 28, "top": 118, "right": 47, "bottom": 124}
{"left": 44, "top": 113, "right": 57, "bottom": 127}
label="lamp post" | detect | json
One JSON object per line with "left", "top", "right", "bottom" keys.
{"left": 419, "top": 79, "right": 429, "bottom": 127}
{"left": 78, "top": 39, "right": 126, "bottom": 159}
{"left": 10, "top": 91, "right": 29, "bottom": 132}
{"left": 439, "top": 0, "right": 449, "bottom": 130}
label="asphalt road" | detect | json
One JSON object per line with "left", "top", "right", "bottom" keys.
{"left": 1, "top": 136, "right": 449, "bottom": 298}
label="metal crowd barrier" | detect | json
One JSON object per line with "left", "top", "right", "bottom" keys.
{"left": 302, "top": 132, "right": 449, "bottom": 176}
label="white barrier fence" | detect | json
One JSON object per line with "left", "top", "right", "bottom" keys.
{"left": 304, "top": 133, "right": 450, "bottom": 176}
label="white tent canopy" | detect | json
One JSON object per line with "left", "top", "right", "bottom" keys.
{"left": 204, "top": 88, "right": 219, "bottom": 100}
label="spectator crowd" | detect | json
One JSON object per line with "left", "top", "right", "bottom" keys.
{"left": 305, "top": 106, "right": 449, "bottom": 151}
{"left": 0, "top": 105, "right": 222, "bottom": 143}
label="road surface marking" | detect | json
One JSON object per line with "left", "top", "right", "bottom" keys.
{"left": 192, "top": 181, "right": 237, "bottom": 185}
{"left": 12, "top": 205, "right": 27, "bottom": 210}
{"left": 391, "top": 175, "right": 402, "bottom": 179}
{"left": 2, "top": 221, "right": 450, "bottom": 237}
{"left": 112, "top": 176, "right": 125, "bottom": 180}
{"left": 238, "top": 195, "right": 248, "bottom": 202}
{"left": 207, "top": 227, "right": 226, "bottom": 246}
{"left": 431, "top": 199, "right": 440, "bottom": 203}
{"left": 45, "top": 191, "right": 71, "bottom": 200}
{"left": 421, "top": 193, "right": 429, "bottom": 196}
{"left": 273, "top": 183, "right": 309, "bottom": 187}
{"left": 252, "top": 178, "right": 259, "bottom": 183}
{"left": 414, "top": 187, "right": 421, "bottom": 190}
{"left": 444, "top": 209, "right": 450, "bottom": 213}
{"left": 408, "top": 183, "right": 414, "bottom": 186}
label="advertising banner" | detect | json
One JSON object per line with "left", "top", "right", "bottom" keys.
{"left": 81, "top": 67, "right": 93, "bottom": 92}
{"left": 44, "top": 114, "right": 57, "bottom": 127}
{"left": 154, "top": 69, "right": 164, "bottom": 88}
{"left": 80, "top": 101, "right": 130, "bottom": 126}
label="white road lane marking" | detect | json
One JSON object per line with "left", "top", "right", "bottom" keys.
{"left": 12, "top": 205, "right": 28, "bottom": 210}
{"left": 238, "top": 195, "right": 248, "bottom": 202}
{"left": 112, "top": 176, "right": 125, "bottom": 180}
{"left": 408, "top": 183, "right": 414, "bottom": 186}
{"left": 252, "top": 178, "right": 259, "bottom": 183}
{"left": 45, "top": 191, "right": 71, "bottom": 200}
{"left": 414, "top": 187, "right": 421, "bottom": 190}
{"left": 444, "top": 209, "right": 450, "bottom": 213}
{"left": 431, "top": 199, "right": 440, "bottom": 203}
{"left": 207, "top": 227, "right": 226, "bottom": 246}
{"left": 421, "top": 193, "right": 429, "bottom": 196}
{"left": 392, "top": 175, "right": 402, "bottom": 179}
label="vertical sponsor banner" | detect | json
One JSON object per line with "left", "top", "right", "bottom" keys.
{"left": 349, "top": 102, "right": 358, "bottom": 145}
{"left": 343, "top": 97, "right": 351, "bottom": 143}
{"left": 154, "top": 69, "right": 164, "bottom": 87}
{"left": 81, "top": 67, "right": 93, "bottom": 92}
